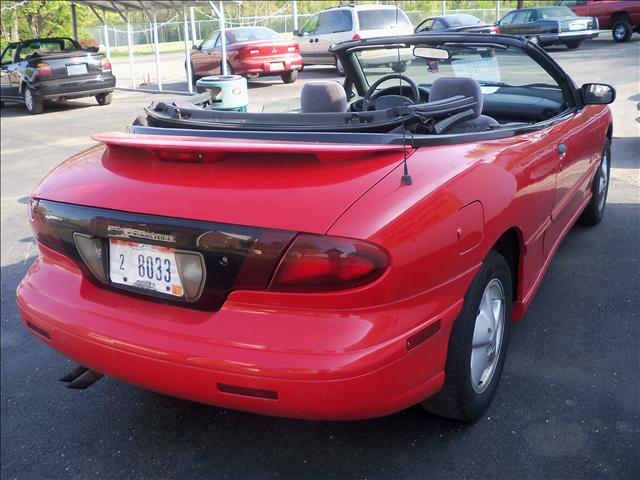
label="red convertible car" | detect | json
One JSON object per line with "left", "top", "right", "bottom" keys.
{"left": 189, "top": 26, "right": 302, "bottom": 84}
{"left": 17, "top": 34, "right": 614, "bottom": 421}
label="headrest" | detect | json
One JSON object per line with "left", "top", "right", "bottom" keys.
{"left": 429, "top": 77, "right": 483, "bottom": 117}
{"left": 300, "top": 81, "right": 347, "bottom": 113}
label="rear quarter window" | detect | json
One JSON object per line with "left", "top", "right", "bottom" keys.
{"left": 357, "top": 9, "right": 411, "bottom": 30}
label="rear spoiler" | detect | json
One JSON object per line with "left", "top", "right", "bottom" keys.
{"left": 92, "top": 131, "right": 411, "bottom": 163}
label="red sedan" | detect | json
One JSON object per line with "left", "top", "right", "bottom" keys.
{"left": 18, "top": 34, "right": 614, "bottom": 421}
{"left": 190, "top": 26, "right": 302, "bottom": 84}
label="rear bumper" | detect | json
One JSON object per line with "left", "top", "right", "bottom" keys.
{"left": 16, "top": 246, "right": 463, "bottom": 420}
{"left": 234, "top": 55, "right": 303, "bottom": 76}
{"left": 34, "top": 74, "right": 116, "bottom": 99}
{"left": 539, "top": 30, "right": 599, "bottom": 45}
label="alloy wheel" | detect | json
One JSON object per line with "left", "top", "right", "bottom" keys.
{"left": 24, "top": 89, "right": 33, "bottom": 112}
{"left": 470, "top": 278, "right": 506, "bottom": 394}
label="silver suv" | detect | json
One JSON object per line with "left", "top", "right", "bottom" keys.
{"left": 294, "top": 4, "right": 414, "bottom": 74}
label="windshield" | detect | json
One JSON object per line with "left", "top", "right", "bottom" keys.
{"left": 356, "top": 44, "right": 561, "bottom": 91}
{"left": 20, "top": 38, "right": 76, "bottom": 57}
{"left": 228, "top": 27, "right": 281, "bottom": 43}
{"left": 446, "top": 15, "right": 483, "bottom": 26}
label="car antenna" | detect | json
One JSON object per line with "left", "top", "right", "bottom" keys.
{"left": 395, "top": 0, "right": 412, "bottom": 186}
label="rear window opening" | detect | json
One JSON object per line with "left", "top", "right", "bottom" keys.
{"left": 357, "top": 9, "right": 412, "bottom": 30}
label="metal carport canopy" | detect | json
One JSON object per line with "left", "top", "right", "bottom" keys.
{"left": 72, "top": 0, "right": 236, "bottom": 94}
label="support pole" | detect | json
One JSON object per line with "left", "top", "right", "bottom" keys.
{"left": 190, "top": 7, "right": 198, "bottom": 44}
{"left": 220, "top": 1, "right": 228, "bottom": 75}
{"left": 102, "top": 8, "right": 110, "bottom": 59}
{"left": 441, "top": 0, "right": 446, "bottom": 16}
{"left": 126, "top": 13, "right": 135, "bottom": 89}
{"left": 153, "top": 14, "right": 162, "bottom": 91}
{"left": 496, "top": 0, "right": 500, "bottom": 23}
{"left": 292, "top": 0, "right": 298, "bottom": 31}
{"left": 71, "top": 3, "right": 78, "bottom": 41}
{"left": 184, "top": 7, "right": 194, "bottom": 94}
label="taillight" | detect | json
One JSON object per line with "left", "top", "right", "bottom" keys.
{"left": 270, "top": 234, "right": 388, "bottom": 292}
{"left": 152, "top": 149, "right": 204, "bottom": 162}
{"left": 28, "top": 197, "right": 39, "bottom": 223}
{"left": 36, "top": 63, "right": 52, "bottom": 76}
{"left": 101, "top": 57, "right": 112, "bottom": 72}
{"left": 238, "top": 47, "right": 260, "bottom": 58}
{"left": 287, "top": 43, "right": 299, "bottom": 53}
{"left": 491, "top": 26, "right": 500, "bottom": 34}
{"left": 352, "top": 33, "right": 362, "bottom": 41}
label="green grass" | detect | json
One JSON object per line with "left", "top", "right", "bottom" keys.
{"left": 106, "top": 40, "right": 187, "bottom": 57}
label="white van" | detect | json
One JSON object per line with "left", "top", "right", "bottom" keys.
{"left": 294, "top": 4, "right": 414, "bottom": 73}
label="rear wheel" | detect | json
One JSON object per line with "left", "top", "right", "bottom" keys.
{"left": 281, "top": 70, "right": 298, "bottom": 84}
{"left": 566, "top": 40, "right": 582, "bottom": 49}
{"left": 95, "top": 92, "right": 112, "bottom": 105}
{"left": 579, "top": 139, "right": 611, "bottom": 226}
{"left": 391, "top": 61, "right": 408, "bottom": 73}
{"left": 612, "top": 19, "right": 633, "bottom": 42}
{"left": 422, "top": 250, "right": 512, "bottom": 421}
{"left": 23, "top": 86, "right": 43, "bottom": 115}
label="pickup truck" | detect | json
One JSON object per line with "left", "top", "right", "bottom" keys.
{"left": 561, "top": 0, "right": 640, "bottom": 42}
{"left": 0, "top": 37, "right": 116, "bottom": 114}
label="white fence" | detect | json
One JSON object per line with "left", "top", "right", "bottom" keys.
{"left": 88, "top": 3, "right": 549, "bottom": 47}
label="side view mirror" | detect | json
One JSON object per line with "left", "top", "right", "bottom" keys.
{"left": 581, "top": 83, "right": 615, "bottom": 105}
{"left": 293, "top": 29, "right": 300, "bottom": 36}
{"left": 192, "top": 44, "right": 201, "bottom": 51}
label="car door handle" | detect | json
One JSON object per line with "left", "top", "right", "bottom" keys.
{"left": 557, "top": 144, "right": 567, "bottom": 156}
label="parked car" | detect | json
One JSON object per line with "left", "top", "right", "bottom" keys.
{"left": 293, "top": 4, "right": 414, "bottom": 74}
{"left": 416, "top": 14, "right": 500, "bottom": 34}
{"left": 497, "top": 5, "right": 599, "bottom": 48}
{"left": 560, "top": 0, "right": 640, "bottom": 42}
{"left": 0, "top": 37, "right": 115, "bottom": 114}
{"left": 18, "top": 33, "right": 615, "bottom": 422}
{"left": 189, "top": 26, "right": 302, "bottom": 84}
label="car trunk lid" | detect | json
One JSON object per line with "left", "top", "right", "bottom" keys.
{"left": 32, "top": 132, "right": 410, "bottom": 234}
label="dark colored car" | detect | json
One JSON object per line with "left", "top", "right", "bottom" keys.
{"left": 561, "top": 0, "right": 640, "bottom": 42}
{"left": 189, "top": 27, "right": 302, "bottom": 84}
{"left": 497, "top": 5, "right": 599, "bottom": 48}
{"left": 416, "top": 14, "right": 500, "bottom": 34}
{"left": 0, "top": 37, "right": 115, "bottom": 114}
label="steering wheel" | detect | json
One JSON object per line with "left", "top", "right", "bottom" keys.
{"left": 362, "top": 73, "right": 420, "bottom": 111}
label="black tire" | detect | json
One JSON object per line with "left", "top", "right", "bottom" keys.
{"left": 422, "top": 250, "right": 513, "bottom": 421}
{"left": 566, "top": 40, "right": 582, "bottom": 49}
{"left": 95, "top": 92, "right": 112, "bottom": 106}
{"left": 612, "top": 19, "right": 633, "bottom": 42}
{"left": 281, "top": 70, "right": 298, "bottom": 84}
{"left": 391, "top": 61, "right": 408, "bottom": 73}
{"left": 23, "top": 86, "right": 43, "bottom": 114}
{"left": 579, "top": 139, "right": 611, "bottom": 226}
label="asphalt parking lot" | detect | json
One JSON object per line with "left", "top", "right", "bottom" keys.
{"left": 1, "top": 36, "right": 639, "bottom": 479}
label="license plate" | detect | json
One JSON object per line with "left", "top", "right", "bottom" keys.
{"left": 569, "top": 23, "right": 586, "bottom": 31}
{"left": 66, "top": 64, "right": 88, "bottom": 76}
{"left": 270, "top": 62, "right": 284, "bottom": 71}
{"left": 109, "top": 240, "right": 184, "bottom": 297}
